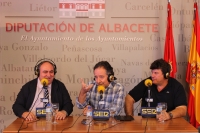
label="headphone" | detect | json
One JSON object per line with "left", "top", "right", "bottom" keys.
{"left": 34, "top": 58, "right": 57, "bottom": 77}
{"left": 107, "top": 73, "right": 117, "bottom": 82}
{"left": 163, "top": 63, "right": 171, "bottom": 79}
{"left": 93, "top": 73, "right": 117, "bottom": 82}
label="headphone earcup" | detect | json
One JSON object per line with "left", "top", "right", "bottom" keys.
{"left": 165, "top": 72, "right": 169, "bottom": 79}
{"left": 108, "top": 74, "right": 115, "bottom": 82}
{"left": 164, "top": 63, "right": 171, "bottom": 79}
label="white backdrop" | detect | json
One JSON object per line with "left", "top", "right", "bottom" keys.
{"left": 0, "top": 0, "right": 196, "bottom": 132}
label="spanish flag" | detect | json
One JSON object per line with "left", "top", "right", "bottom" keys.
{"left": 186, "top": 2, "right": 200, "bottom": 128}
{"left": 164, "top": 2, "right": 177, "bottom": 78}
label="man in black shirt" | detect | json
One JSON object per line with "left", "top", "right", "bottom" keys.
{"left": 125, "top": 59, "right": 187, "bottom": 121}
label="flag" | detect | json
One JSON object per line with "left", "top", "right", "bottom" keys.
{"left": 186, "top": 2, "right": 200, "bottom": 128}
{"left": 164, "top": 2, "right": 177, "bottom": 78}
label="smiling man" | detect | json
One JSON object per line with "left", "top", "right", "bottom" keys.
{"left": 124, "top": 59, "right": 187, "bottom": 121}
{"left": 12, "top": 58, "right": 73, "bottom": 121}
{"left": 76, "top": 61, "right": 124, "bottom": 115}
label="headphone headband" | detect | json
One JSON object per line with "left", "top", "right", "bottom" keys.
{"left": 34, "top": 58, "right": 57, "bottom": 76}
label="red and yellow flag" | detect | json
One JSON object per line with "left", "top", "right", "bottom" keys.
{"left": 186, "top": 2, "right": 200, "bottom": 128}
{"left": 164, "top": 2, "right": 177, "bottom": 78}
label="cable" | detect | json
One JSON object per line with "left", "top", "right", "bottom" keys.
{"left": 60, "top": 112, "right": 84, "bottom": 133}
{"left": 61, "top": 81, "right": 94, "bottom": 132}
{"left": 143, "top": 88, "right": 153, "bottom": 133}
{"left": 18, "top": 119, "right": 40, "bottom": 131}
{"left": 17, "top": 87, "right": 44, "bottom": 133}
{"left": 99, "top": 121, "right": 123, "bottom": 133}
{"left": 143, "top": 117, "right": 148, "bottom": 133}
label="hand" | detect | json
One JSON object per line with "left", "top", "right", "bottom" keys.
{"left": 55, "top": 110, "right": 67, "bottom": 120}
{"left": 22, "top": 112, "right": 37, "bottom": 121}
{"left": 83, "top": 105, "right": 93, "bottom": 116}
{"left": 157, "top": 111, "right": 171, "bottom": 122}
{"left": 80, "top": 79, "right": 94, "bottom": 93}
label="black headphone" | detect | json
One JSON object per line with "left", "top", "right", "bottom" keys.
{"left": 164, "top": 63, "right": 171, "bottom": 79}
{"left": 34, "top": 58, "right": 57, "bottom": 77}
{"left": 107, "top": 73, "right": 117, "bottom": 82}
{"left": 93, "top": 73, "right": 117, "bottom": 82}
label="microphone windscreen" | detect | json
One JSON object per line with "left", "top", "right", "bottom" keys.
{"left": 97, "top": 85, "right": 105, "bottom": 93}
{"left": 144, "top": 79, "right": 152, "bottom": 87}
{"left": 41, "top": 78, "right": 48, "bottom": 86}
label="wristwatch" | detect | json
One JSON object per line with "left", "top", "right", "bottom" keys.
{"left": 169, "top": 112, "right": 173, "bottom": 119}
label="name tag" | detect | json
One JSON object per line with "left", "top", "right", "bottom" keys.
{"left": 40, "top": 98, "right": 49, "bottom": 103}
{"left": 99, "top": 101, "right": 105, "bottom": 105}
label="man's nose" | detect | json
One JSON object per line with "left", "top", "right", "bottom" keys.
{"left": 46, "top": 72, "right": 51, "bottom": 77}
{"left": 95, "top": 77, "right": 101, "bottom": 83}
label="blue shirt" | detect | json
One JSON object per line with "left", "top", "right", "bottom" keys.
{"left": 76, "top": 81, "right": 124, "bottom": 115}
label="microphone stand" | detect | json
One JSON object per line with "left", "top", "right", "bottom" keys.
{"left": 147, "top": 87, "right": 151, "bottom": 107}
{"left": 97, "top": 91, "right": 103, "bottom": 110}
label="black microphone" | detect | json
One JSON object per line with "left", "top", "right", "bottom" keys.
{"left": 144, "top": 79, "right": 153, "bottom": 107}
{"left": 97, "top": 85, "right": 105, "bottom": 100}
{"left": 36, "top": 78, "right": 49, "bottom": 117}
{"left": 140, "top": 79, "right": 156, "bottom": 118}
{"left": 92, "top": 85, "right": 110, "bottom": 121}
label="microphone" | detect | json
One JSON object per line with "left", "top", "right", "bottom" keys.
{"left": 92, "top": 85, "right": 109, "bottom": 121}
{"left": 144, "top": 79, "right": 153, "bottom": 107}
{"left": 36, "top": 78, "right": 49, "bottom": 117}
{"left": 97, "top": 85, "right": 105, "bottom": 99}
{"left": 144, "top": 79, "right": 152, "bottom": 87}
{"left": 141, "top": 79, "right": 156, "bottom": 118}
{"left": 41, "top": 78, "right": 48, "bottom": 87}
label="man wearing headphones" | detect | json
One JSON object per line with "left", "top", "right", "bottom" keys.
{"left": 12, "top": 58, "right": 73, "bottom": 121}
{"left": 76, "top": 61, "right": 124, "bottom": 115}
{"left": 125, "top": 59, "right": 187, "bottom": 121}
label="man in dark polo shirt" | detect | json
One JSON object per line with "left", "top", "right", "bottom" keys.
{"left": 124, "top": 59, "right": 187, "bottom": 121}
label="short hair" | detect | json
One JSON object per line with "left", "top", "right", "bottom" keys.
{"left": 93, "top": 61, "right": 114, "bottom": 75}
{"left": 150, "top": 59, "right": 171, "bottom": 77}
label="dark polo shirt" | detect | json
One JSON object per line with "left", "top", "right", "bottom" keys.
{"left": 128, "top": 77, "right": 187, "bottom": 112}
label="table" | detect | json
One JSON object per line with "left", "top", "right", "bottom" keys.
{"left": 3, "top": 116, "right": 198, "bottom": 133}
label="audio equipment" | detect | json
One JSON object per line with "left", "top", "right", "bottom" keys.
{"left": 41, "top": 78, "right": 48, "bottom": 86}
{"left": 141, "top": 79, "right": 156, "bottom": 118}
{"left": 92, "top": 109, "right": 110, "bottom": 121}
{"left": 107, "top": 74, "right": 117, "bottom": 82}
{"left": 164, "top": 63, "right": 171, "bottom": 79}
{"left": 93, "top": 74, "right": 117, "bottom": 82}
{"left": 97, "top": 85, "right": 105, "bottom": 100}
{"left": 34, "top": 58, "right": 57, "bottom": 76}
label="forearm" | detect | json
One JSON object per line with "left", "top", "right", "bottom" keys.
{"left": 78, "top": 90, "right": 87, "bottom": 104}
{"left": 124, "top": 94, "right": 135, "bottom": 116}
{"left": 170, "top": 105, "right": 187, "bottom": 118}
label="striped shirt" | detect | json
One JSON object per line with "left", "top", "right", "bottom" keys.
{"left": 76, "top": 81, "right": 124, "bottom": 115}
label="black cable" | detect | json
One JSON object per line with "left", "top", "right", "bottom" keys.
{"left": 99, "top": 121, "right": 123, "bottom": 133}
{"left": 18, "top": 87, "right": 44, "bottom": 133}
{"left": 60, "top": 112, "right": 84, "bottom": 133}
{"left": 60, "top": 81, "right": 95, "bottom": 133}
{"left": 18, "top": 118, "right": 40, "bottom": 131}
{"left": 143, "top": 89, "right": 153, "bottom": 133}
{"left": 144, "top": 117, "right": 148, "bottom": 133}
